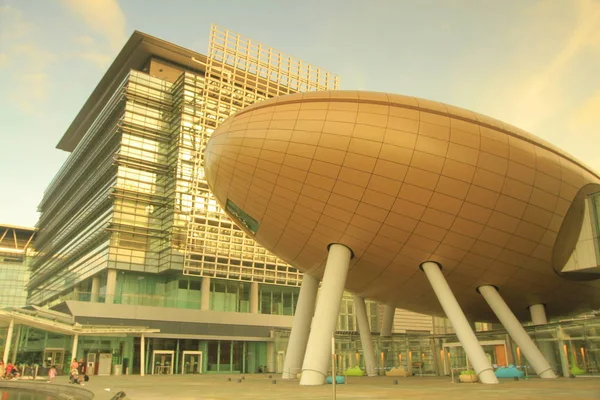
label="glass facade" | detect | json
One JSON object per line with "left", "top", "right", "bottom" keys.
{"left": 0, "top": 225, "right": 35, "bottom": 308}
{"left": 28, "top": 26, "right": 339, "bottom": 312}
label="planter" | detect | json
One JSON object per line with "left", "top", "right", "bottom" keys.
{"left": 459, "top": 374, "right": 479, "bottom": 383}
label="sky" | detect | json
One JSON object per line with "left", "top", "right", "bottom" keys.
{"left": 0, "top": 0, "right": 599, "bottom": 227}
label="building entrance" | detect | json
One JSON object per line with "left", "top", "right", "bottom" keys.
{"left": 152, "top": 350, "right": 174, "bottom": 375}
{"left": 43, "top": 348, "right": 65, "bottom": 370}
{"left": 442, "top": 340, "right": 508, "bottom": 375}
{"left": 181, "top": 351, "right": 202, "bottom": 374}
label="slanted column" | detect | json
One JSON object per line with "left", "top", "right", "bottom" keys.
{"left": 478, "top": 286, "right": 556, "bottom": 378}
{"left": 11, "top": 325, "right": 21, "bottom": 364}
{"left": 105, "top": 269, "right": 117, "bottom": 304}
{"left": 300, "top": 244, "right": 352, "bottom": 386}
{"left": 282, "top": 274, "right": 319, "bottom": 379}
{"left": 381, "top": 305, "right": 395, "bottom": 337}
{"left": 201, "top": 277, "right": 211, "bottom": 310}
{"left": 91, "top": 275, "right": 101, "bottom": 303}
{"left": 420, "top": 262, "right": 498, "bottom": 384}
{"left": 250, "top": 282, "right": 259, "bottom": 314}
{"left": 71, "top": 334, "right": 79, "bottom": 361}
{"left": 528, "top": 303, "right": 558, "bottom": 374}
{"left": 140, "top": 334, "right": 145, "bottom": 376}
{"left": 353, "top": 295, "right": 377, "bottom": 376}
{"left": 2, "top": 319, "right": 14, "bottom": 365}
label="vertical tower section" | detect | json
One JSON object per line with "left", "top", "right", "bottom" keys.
{"left": 184, "top": 25, "right": 339, "bottom": 286}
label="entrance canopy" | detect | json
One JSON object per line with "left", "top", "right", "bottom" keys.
{"left": 0, "top": 306, "right": 159, "bottom": 336}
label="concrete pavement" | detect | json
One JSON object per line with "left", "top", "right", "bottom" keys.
{"left": 67, "top": 374, "right": 600, "bottom": 400}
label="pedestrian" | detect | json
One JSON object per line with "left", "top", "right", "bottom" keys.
{"left": 77, "top": 358, "right": 88, "bottom": 384}
{"left": 48, "top": 365, "right": 57, "bottom": 382}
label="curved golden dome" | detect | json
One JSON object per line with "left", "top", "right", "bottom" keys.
{"left": 205, "top": 90, "right": 600, "bottom": 321}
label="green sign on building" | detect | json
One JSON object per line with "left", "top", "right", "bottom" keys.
{"left": 226, "top": 199, "right": 260, "bottom": 235}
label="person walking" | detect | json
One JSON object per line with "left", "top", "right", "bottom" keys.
{"left": 48, "top": 365, "right": 57, "bottom": 383}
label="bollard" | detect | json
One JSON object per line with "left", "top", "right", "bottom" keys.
{"left": 272, "top": 379, "right": 277, "bottom": 384}
{"left": 393, "top": 379, "right": 398, "bottom": 385}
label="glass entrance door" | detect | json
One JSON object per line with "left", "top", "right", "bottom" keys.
{"left": 152, "top": 350, "right": 174, "bottom": 375}
{"left": 43, "top": 348, "right": 65, "bottom": 371}
{"left": 181, "top": 351, "right": 202, "bottom": 374}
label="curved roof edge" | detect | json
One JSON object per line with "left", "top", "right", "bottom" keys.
{"left": 236, "top": 90, "right": 600, "bottom": 181}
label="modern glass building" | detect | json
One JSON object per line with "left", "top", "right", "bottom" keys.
{"left": 22, "top": 26, "right": 409, "bottom": 375}
{"left": 4, "top": 26, "right": 599, "bottom": 380}
{"left": 0, "top": 224, "right": 35, "bottom": 308}
{"left": 29, "top": 26, "right": 337, "bottom": 307}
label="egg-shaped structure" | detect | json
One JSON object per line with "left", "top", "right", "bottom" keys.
{"left": 204, "top": 90, "right": 600, "bottom": 322}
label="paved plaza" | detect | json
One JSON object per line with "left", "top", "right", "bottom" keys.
{"left": 60, "top": 374, "right": 600, "bottom": 400}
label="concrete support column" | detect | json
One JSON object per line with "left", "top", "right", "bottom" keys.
{"left": 140, "top": 334, "right": 145, "bottom": 376}
{"left": 2, "top": 319, "right": 14, "bottom": 365}
{"left": 282, "top": 274, "right": 319, "bottom": 379}
{"left": 201, "top": 277, "right": 211, "bottom": 311}
{"left": 353, "top": 295, "right": 377, "bottom": 376}
{"left": 529, "top": 304, "right": 548, "bottom": 325}
{"left": 529, "top": 303, "right": 558, "bottom": 374}
{"left": 478, "top": 285, "right": 556, "bottom": 378}
{"left": 105, "top": 269, "right": 117, "bottom": 304}
{"left": 266, "top": 342, "right": 276, "bottom": 373}
{"left": 91, "top": 275, "right": 101, "bottom": 303}
{"left": 11, "top": 325, "right": 21, "bottom": 364}
{"left": 73, "top": 285, "right": 81, "bottom": 301}
{"left": 381, "top": 305, "right": 395, "bottom": 337}
{"left": 250, "top": 282, "right": 259, "bottom": 314}
{"left": 420, "top": 262, "right": 498, "bottom": 384}
{"left": 557, "top": 327, "right": 571, "bottom": 377}
{"left": 71, "top": 334, "right": 79, "bottom": 361}
{"left": 300, "top": 244, "right": 352, "bottom": 386}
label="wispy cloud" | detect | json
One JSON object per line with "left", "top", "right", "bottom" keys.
{"left": 0, "top": 5, "right": 55, "bottom": 114}
{"left": 457, "top": 0, "right": 600, "bottom": 171}
{"left": 61, "top": 0, "right": 127, "bottom": 69}
{"left": 61, "top": 0, "right": 127, "bottom": 51}
{"left": 77, "top": 51, "right": 112, "bottom": 69}
{"left": 74, "top": 35, "right": 96, "bottom": 46}
{"left": 573, "top": 86, "right": 600, "bottom": 123}
{"left": 512, "top": 0, "right": 600, "bottom": 131}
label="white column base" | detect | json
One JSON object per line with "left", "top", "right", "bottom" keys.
{"left": 479, "top": 286, "right": 556, "bottom": 379}
{"left": 353, "top": 295, "right": 377, "bottom": 377}
{"left": 300, "top": 244, "right": 352, "bottom": 386}
{"left": 71, "top": 334, "right": 79, "bottom": 361}
{"left": 282, "top": 274, "right": 319, "bottom": 379}
{"left": 529, "top": 303, "right": 558, "bottom": 374}
{"left": 140, "top": 334, "right": 145, "bottom": 376}
{"left": 420, "top": 262, "right": 498, "bottom": 384}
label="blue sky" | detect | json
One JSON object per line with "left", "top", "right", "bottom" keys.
{"left": 1, "top": 0, "right": 599, "bottom": 227}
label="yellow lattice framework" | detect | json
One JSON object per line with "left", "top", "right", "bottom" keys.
{"left": 183, "top": 25, "right": 339, "bottom": 285}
